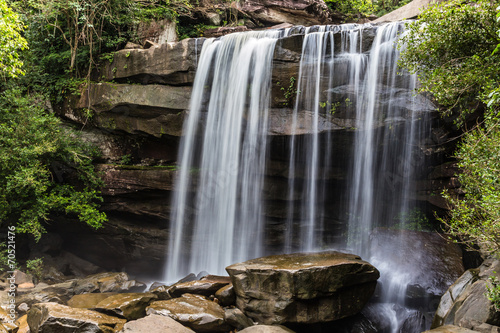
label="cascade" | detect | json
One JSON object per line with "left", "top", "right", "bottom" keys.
{"left": 165, "top": 20, "right": 433, "bottom": 331}
{"left": 164, "top": 30, "right": 281, "bottom": 280}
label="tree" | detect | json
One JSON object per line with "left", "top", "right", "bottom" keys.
{"left": 0, "top": 89, "right": 107, "bottom": 241}
{"left": 0, "top": 0, "right": 28, "bottom": 78}
{"left": 399, "top": 0, "right": 500, "bottom": 125}
{"left": 399, "top": 0, "right": 500, "bottom": 254}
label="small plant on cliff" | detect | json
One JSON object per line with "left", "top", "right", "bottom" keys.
{"left": 277, "top": 76, "right": 297, "bottom": 107}
{"left": 26, "top": 257, "right": 44, "bottom": 283}
{"left": 486, "top": 275, "right": 500, "bottom": 312}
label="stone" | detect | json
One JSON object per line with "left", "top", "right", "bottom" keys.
{"left": 432, "top": 269, "right": 479, "bottom": 328}
{"left": 67, "top": 293, "right": 118, "bottom": 308}
{"left": 369, "top": 228, "right": 464, "bottom": 309}
{"left": 238, "top": 325, "right": 296, "bottom": 333}
{"left": 226, "top": 251, "right": 380, "bottom": 324}
{"left": 236, "top": 0, "right": 332, "bottom": 26}
{"left": 94, "top": 292, "right": 158, "bottom": 320}
{"left": 225, "top": 307, "right": 254, "bottom": 330}
{"left": 373, "top": 0, "right": 446, "bottom": 23}
{"left": 146, "top": 293, "right": 230, "bottom": 332}
{"left": 99, "top": 38, "right": 201, "bottom": 85}
{"left": 423, "top": 325, "right": 477, "bottom": 332}
{"left": 216, "top": 284, "right": 236, "bottom": 306}
{"left": 27, "top": 302, "right": 126, "bottom": 333}
{"left": 72, "top": 272, "right": 144, "bottom": 294}
{"left": 13, "top": 270, "right": 33, "bottom": 285}
{"left": 15, "top": 314, "right": 29, "bottom": 333}
{"left": 169, "top": 275, "right": 231, "bottom": 298}
{"left": 17, "top": 282, "right": 35, "bottom": 289}
{"left": 432, "top": 259, "right": 500, "bottom": 331}
{"left": 124, "top": 42, "right": 142, "bottom": 50}
{"left": 150, "top": 285, "right": 173, "bottom": 300}
{"left": 118, "top": 314, "right": 195, "bottom": 333}
{"left": 70, "top": 83, "right": 190, "bottom": 138}
{"left": 144, "top": 40, "right": 160, "bottom": 49}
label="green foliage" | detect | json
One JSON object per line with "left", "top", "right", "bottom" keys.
{"left": 399, "top": 1, "right": 500, "bottom": 254}
{"left": 393, "top": 208, "right": 433, "bottom": 232}
{"left": 26, "top": 257, "right": 44, "bottom": 282}
{"left": 0, "top": 242, "right": 16, "bottom": 272}
{"left": 324, "top": 0, "right": 411, "bottom": 19}
{"left": 277, "top": 76, "right": 297, "bottom": 107}
{"left": 0, "top": 0, "right": 28, "bottom": 78}
{"left": 399, "top": 0, "right": 500, "bottom": 125}
{"left": 0, "top": 89, "right": 107, "bottom": 241}
{"left": 487, "top": 275, "right": 500, "bottom": 311}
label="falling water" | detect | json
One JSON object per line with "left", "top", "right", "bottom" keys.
{"left": 164, "top": 30, "right": 280, "bottom": 280}
{"left": 165, "top": 21, "right": 434, "bottom": 331}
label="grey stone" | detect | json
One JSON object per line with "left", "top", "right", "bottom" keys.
{"left": 118, "top": 314, "right": 195, "bottom": 333}
{"left": 226, "top": 251, "right": 379, "bottom": 324}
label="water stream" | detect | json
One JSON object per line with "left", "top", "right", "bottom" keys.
{"left": 165, "top": 21, "right": 434, "bottom": 332}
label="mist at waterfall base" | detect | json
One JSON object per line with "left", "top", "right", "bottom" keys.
{"left": 164, "top": 21, "right": 438, "bottom": 332}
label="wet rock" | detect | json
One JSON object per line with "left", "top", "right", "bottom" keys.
{"left": 150, "top": 285, "right": 172, "bottom": 300}
{"left": 423, "top": 325, "right": 477, "bottom": 332}
{"left": 16, "top": 281, "right": 74, "bottom": 312}
{"left": 72, "top": 272, "right": 146, "bottom": 294}
{"left": 216, "top": 284, "right": 236, "bottom": 306}
{"left": 236, "top": 0, "right": 331, "bottom": 26}
{"left": 94, "top": 292, "right": 158, "bottom": 320}
{"left": 15, "top": 314, "right": 29, "bottom": 333}
{"left": 369, "top": 228, "right": 464, "bottom": 309}
{"left": 432, "top": 259, "right": 500, "bottom": 330}
{"left": 225, "top": 307, "right": 254, "bottom": 330}
{"left": 169, "top": 275, "right": 231, "bottom": 298}
{"left": 118, "top": 314, "right": 195, "bottom": 333}
{"left": 238, "top": 325, "right": 296, "bottom": 333}
{"left": 226, "top": 251, "right": 379, "bottom": 324}
{"left": 146, "top": 293, "right": 230, "bottom": 332}
{"left": 27, "top": 302, "right": 126, "bottom": 333}
{"left": 67, "top": 293, "right": 118, "bottom": 308}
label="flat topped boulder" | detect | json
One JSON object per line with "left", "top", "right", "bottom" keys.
{"left": 226, "top": 251, "right": 379, "bottom": 325}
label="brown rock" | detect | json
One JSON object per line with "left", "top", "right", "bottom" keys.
{"left": 423, "top": 325, "right": 477, "bottom": 332}
{"left": 239, "top": 325, "right": 296, "bottom": 333}
{"left": 215, "top": 284, "right": 235, "bottom": 306}
{"left": 169, "top": 275, "right": 231, "bottom": 297}
{"left": 118, "top": 314, "right": 194, "bottom": 333}
{"left": 226, "top": 251, "right": 379, "bottom": 324}
{"left": 146, "top": 294, "right": 230, "bottom": 332}
{"left": 27, "top": 302, "right": 126, "bottom": 333}
{"left": 67, "top": 293, "right": 117, "bottom": 308}
{"left": 94, "top": 292, "right": 158, "bottom": 320}
{"left": 15, "top": 314, "right": 29, "bottom": 333}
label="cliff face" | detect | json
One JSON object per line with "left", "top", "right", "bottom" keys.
{"left": 53, "top": 24, "right": 460, "bottom": 278}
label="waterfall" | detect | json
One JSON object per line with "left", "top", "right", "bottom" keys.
{"left": 164, "top": 31, "right": 280, "bottom": 280}
{"left": 165, "top": 23, "right": 433, "bottom": 332}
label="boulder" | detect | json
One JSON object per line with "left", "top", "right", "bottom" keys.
{"left": 72, "top": 272, "right": 146, "bottom": 294}
{"left": 225, "top": 307, "right": 254, "bottom": 330}
{"left": 69, "top": 83, "right": 190, "bottom": 138}
{"left": 94, "top": 292, "right": 158, "bottom": 320}
{"left": 169, "top": 275, "right": 231, "bottom": 298}
{"left": 216, "top": 284, "right": 236, "bottom": 306}
{"left": 369, "top": 228, "right": 464, "bottom": 308}
{"left": 432, "top": 259, "right": 500, "bottom": 331}
{"left": 100, "top": 38, "right": 202, "bottom": 85}
{"left": 15, "top": 314, "right": 29, "bottom": 333}
{"left": 236, "top": 0, "right": 332, "bottom": 26}
{"left": 373, "top": 0, "right": 446, "bottom": 23}
{"left": 146, "top": 293, "right": 230, "bottom": 332}
{"left": 225, "top": 251, "right": 380, "bottom": 324}
{"left": 67, "top": 293, "right": 118, "bottom": 308}
{"left": 118, "top": 314, "right": 195, "bottom": 333}
{"left": 13, "top": 270, "right": 33, "bottom": 285}
{"left": 27, "top": 302, "right": 126, "bottom": 333}
{"left": 423, "top": 325, "right": 477, "bottom": 333}
{"left": 238, "top": 325, "right": 296, "bottom": 333}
